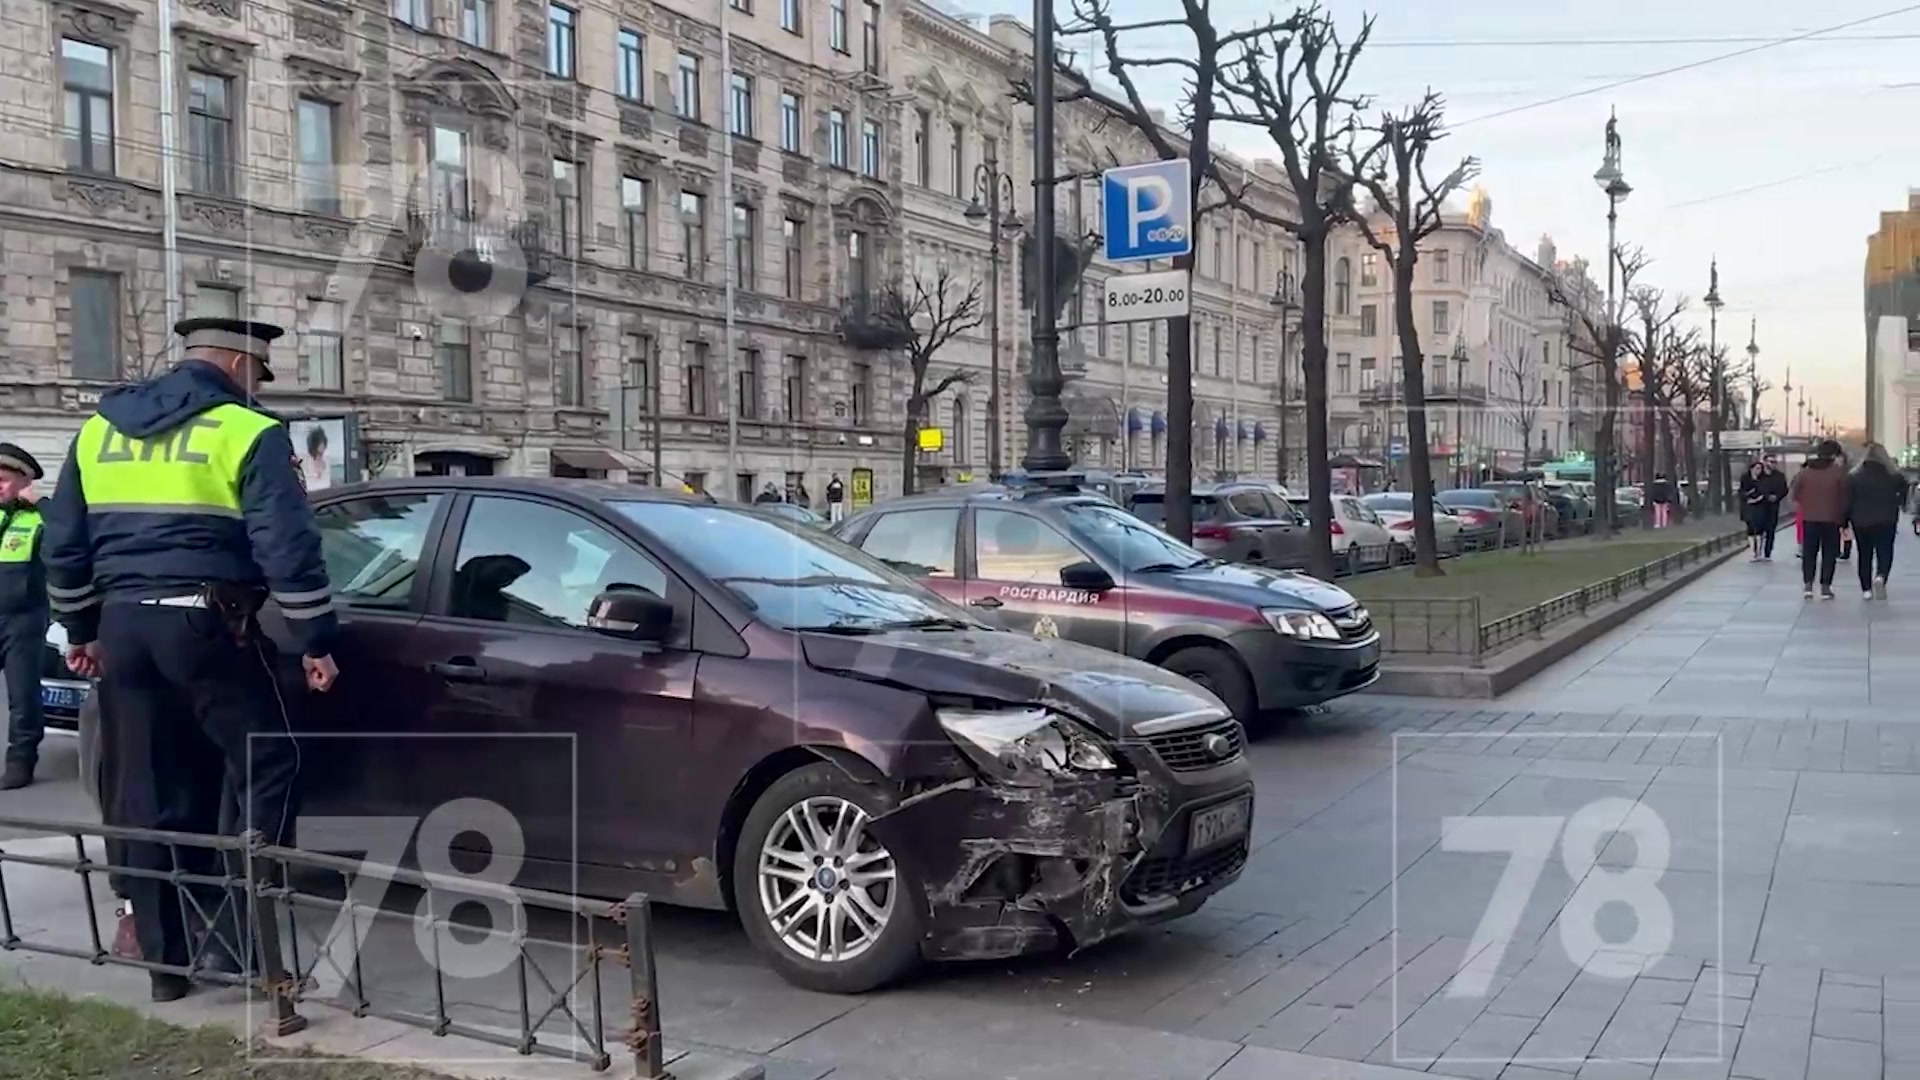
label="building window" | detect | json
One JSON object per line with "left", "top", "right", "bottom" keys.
{"left": 1359, "top": 357, "right": 1376, "bottom": 392}
{"left": 827, "top": 109, "right": 848, "bottom": 167}
{"left": 828, "top": 0, "right": 847, "bottom": 52}
{"left": 732, "top": 202, "right": 757, "bottom": 290}
{"left": 782, "top": 216, "right": 804, "bottom": 299}
{"left": 626, "top": 333, "right": 654, "bottom": 413}
{"left": 555, "top": 325, "right": 587, "bottom": 408}
{"left": 1359, "top": 304, "right": 1377, "bottom": 337}
{"left": 861, "top": 0, "right": 879, "bottom": 73}
{"left": 785, "top": 354, "right": 807, "bottom": 420}
{"left": 680, "top": 190, "right": 707, "bottom": 280}
{"left": 431, "top": 126, "right": 469, "bottom": 215}
{"left": 304, "top": 300, "right": 344, "bottom": 391}
{"left": 295, "top": 98, "right": 339, "bottom": 215}
{"left": 439, "top": 320, "right": 473, "bottom": 402}
{"left": 622, "top": 176, "right": 650, "bottom": 269}
{"left": 195, "top": 285, "right": 240, "bottom": 318}
{"left": 391, "top": 0, "right": 427, "bottom": 28}
{"left": 851, "top": 360, "right": 870, "bottom": 424}
{"left": 780, "top": 91, "right": 803, "bottom": 152}
{"left": 1433, "top": 248, "right": 1449, "bottom": 284}
{"left": 547, "top": 4, "right": 576, "bottom": 78}
{"left": 952, "top": 396, "right": 970, "bottom": 462}
{"left": 186, "top": 70, "right": 235, "bottom": 197}
{"left": 780, "top": 0, "right": 801, "bottom": 33}
{"left": 847, "top": 228, "right": 870, "bottom": 294}
{"left": 617, "top": 30, "right": 644, "bottom": 100}
{"left": 859, "top": 119, "right": 880, "bottom": 177}
{"left": 1211, "top": 323, "right": 1222, "bottom": 375}
{"left": 675, "top": 51, "right": 701, "bottom": 120}
{"left": 1360, "top": 252, "right": 1378, "bottom": 287}
{"left": 1432, "top": 300, "right": 1450, "bottom": 336}
{"left": 1334, "top": 256, "right": 1351, "bottom": 315}
{"left": 736, "top": 348, "right": 760, "bottom": 419}
{"left": 730, "top": 0, "right": 750, "bottom": 10}
{"left": 729, "top": 71, "right": 754, "bottom": 137}
{"left": 685, "top": 342, "right": 709, "bottom": 415}
{"left": 912, "top": 108, "right": 930, "bottom": 187}
{"left": 459, "top": 0, "right": 491, "bottom": 47}
{"left": 62, "top": 38, "right": 115, "bottom": 175}
{"left": 1335, "top": 353, "right": 1350, "bottom": 393}
{"left": 947, "top": 121, "right": 964, "bottom": 196}
{"left": 552, "top": 158, "right": 581, "bottom": 257}
{"left": 70, "top": 270, "right": 121, "bottom": 380}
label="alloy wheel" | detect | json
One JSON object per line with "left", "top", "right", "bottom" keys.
{"left": 757, "top": 796, "right": 898, "bottom": 963}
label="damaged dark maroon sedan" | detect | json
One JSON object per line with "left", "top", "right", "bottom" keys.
{"left": 286, "top": 479, "right": 1254, "bottom": 992}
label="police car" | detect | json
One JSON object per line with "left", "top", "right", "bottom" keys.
{"left": 833, "top": 480, "right": 1381, "bottom": 724}
{"left": 40, "top": 621, "right": 89, "bottom": 728}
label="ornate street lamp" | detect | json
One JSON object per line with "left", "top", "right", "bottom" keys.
{"left": 965, "top": 163, "right": 1023, "bottom": 479}
{"left": 1594, "top": 108, "right": 1631, "bottom": 526}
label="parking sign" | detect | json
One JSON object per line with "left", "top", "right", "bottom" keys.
{"left": 1102, "top": 159, "right": 1192, "bottom": 263}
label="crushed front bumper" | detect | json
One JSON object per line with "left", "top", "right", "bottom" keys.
{"left": 869, "top": 761, "right": 1254, "bottom": 962}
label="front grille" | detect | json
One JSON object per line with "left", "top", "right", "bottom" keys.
{"left": 1123, "top": 841, "right": 1249, "bottom": 903}
{"left": 1328, "top": 604, "right": 1375, "bottom": 641}
{"left": 1142, "top": 717, "right": 1246, "bottom": 771}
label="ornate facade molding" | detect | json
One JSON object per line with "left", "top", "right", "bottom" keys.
{"left": 178, "top": 193, "right": 247, "bottom": 233}
{"left": 52, "top": 0, "right": 140, "bottom": 43}
{"left": 284, "top": 56, "right": 358, "bottom": 100}
{"left": 180, "top": 0, "right": 240, "bottom": 19}
{"left": 289, "top": 2, "right": 344, "bottom": 48}
{"left": 175, "top": 27, "right": 251, "bottom": 74}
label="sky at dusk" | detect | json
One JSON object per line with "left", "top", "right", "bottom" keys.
{"left": 962, "top": 0, "right": 1918, "bottom": 429}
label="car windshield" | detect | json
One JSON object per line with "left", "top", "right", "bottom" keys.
{"left": 1057, "top": 500, "right": 1210, "bottom": 572}
{"left": 1364, "top": 494, "right": 1413, "bottom": 512}
{"left": 614, "top": 501, "right": 975, "bottom": 632}
{"left": 1440, "top": 491, "right": 1498, "bottom": 508}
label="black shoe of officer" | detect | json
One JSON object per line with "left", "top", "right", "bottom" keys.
{"left": 0, "top": 762, "right": 32, "bottom": 790}
{"left": 150, "top": 973, "right": 192, "bottom": 1002}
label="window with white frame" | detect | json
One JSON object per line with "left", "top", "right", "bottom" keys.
{"left": 304, "top": 300, "right": 344, "bottom": 391}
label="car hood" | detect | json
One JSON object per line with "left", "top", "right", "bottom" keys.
{"left": 1140, "top": 560, "right": 1356, "bottom": 612}
{"left": 799, "top": 628, "right": 1227, "bottom": 737}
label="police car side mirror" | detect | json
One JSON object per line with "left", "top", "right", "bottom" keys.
{"left": 587, "top": 589, "right": 675, "bottom": 643}
{"left": 1059, "top": 560, "right": 1114, "bottom": 592}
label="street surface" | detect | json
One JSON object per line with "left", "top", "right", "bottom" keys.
{"left": 3, "top": 544, "right": 1918, "bottom": 1079}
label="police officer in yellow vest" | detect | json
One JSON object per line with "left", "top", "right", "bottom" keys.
{"left": 39, "top": 317, "right": 339, "bottom": 1001}
{"left": 0, "top": 443, "right": 47, "bottom": 790}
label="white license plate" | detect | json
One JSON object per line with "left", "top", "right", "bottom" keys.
{"left": 41, "top": 683, "right": 87, "bottom": 711}
{"left": 1188, "top": 796, "right": 1251, "bottom": 854}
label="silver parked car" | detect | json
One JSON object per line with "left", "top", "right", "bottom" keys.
{"left": 1361, "top": 492, "right": 1463, "bottom": 557}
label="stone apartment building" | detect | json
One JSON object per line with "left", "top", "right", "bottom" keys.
{"left": 0, "top": 0, "right": 1312, "bottom": 502}
{"left": 1325, "top": 188, "right": 1590, "bottom": 486}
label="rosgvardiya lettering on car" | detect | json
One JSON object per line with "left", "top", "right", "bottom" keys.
{"left": 996, "top": 585, "right": 1103, "bottom": 605}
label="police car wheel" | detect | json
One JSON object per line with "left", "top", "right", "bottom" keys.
{"left": 1161, "top": 646, "right": 1256, "bottom": 726}
{"left": 732, "top": 763, "right": 927, "bottom": 994}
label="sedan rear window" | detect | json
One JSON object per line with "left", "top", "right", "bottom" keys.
{"left": 1439, "top": 491, "right": 1499, "bottom": 508}
{"left": 615, "top": 501, "right": 970, "bottom": 632}
{"left": 1128, "top": 494, "right": 1221, "bottom": 524}
{"left": 1364, "top": 494, "right": 1413, "bottom": 512}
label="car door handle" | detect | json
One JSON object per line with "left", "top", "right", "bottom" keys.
{"left": 970, "top": 597, "right": 1004, "bottom": 610}
{"left": 428, "top": 658, "right": 489, "bottom": 683}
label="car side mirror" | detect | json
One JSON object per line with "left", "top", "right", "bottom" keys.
{"left": 587, "top": 589, "right": 675, "bottom": 643}
{"left": 1059, "top": 560, "right": 1115, "bottom": 592}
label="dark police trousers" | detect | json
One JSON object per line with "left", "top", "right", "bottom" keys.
{"left": 97, "top": 600, "right": 300, "bottom": 973}
{"left": 0, "top": 608, "right": 46, "bottom": 769}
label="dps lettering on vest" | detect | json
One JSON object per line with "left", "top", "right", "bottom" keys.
{"left": 77, "top": 403, "right": 281, "bottom": 518}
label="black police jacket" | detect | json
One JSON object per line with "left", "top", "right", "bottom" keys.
{"left": 39, "top": 360, "right": 339, "bottom": 656}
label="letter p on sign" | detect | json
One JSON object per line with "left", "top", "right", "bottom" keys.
{"left": 1102, "top": 159, "right": 1193, "bottom": 263}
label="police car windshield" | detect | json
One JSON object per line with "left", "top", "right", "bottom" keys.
{"left": 1058, "top": 502, "right": 1209, "bottom": 572}
{"left": 614, "top": 501, "right": 976, "bottom": 632}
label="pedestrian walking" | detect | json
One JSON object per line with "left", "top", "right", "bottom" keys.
{"left": 1789, "top": 439, "right": 1851, "bottom": 600}
{"left": 39, "top": 318, "right": 340, "bottom": 1001}
{"left": 1757, "top": 454, "right": 1788, "bottom": 559}
{"left": 0, "top": 444, "right": 47, "bottom": 789}
{"left": 1648, "top": 472, "right": 1675, "bottom": 528}
{"left": 1738, "top": 460, "right": 1769, "bottom": 560}
{"left": 754, "top": 482, "right": 781, "bottom": 504}
{"left": 1848, "top": 441, "right": 1908, "bottom": 599}
{"left": 826, "top": 473, "right": 847, "bottom": 523}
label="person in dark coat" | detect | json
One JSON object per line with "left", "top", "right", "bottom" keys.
{"left": 1790, "top": 439, "right": 1851, "bottom": 600}
{"left": 1848, "top": 441, "right": 1908, "bottom": 599}
{"left": 1738, "top": 460, "right": 1770, "bottom": 560}
{"left": 1756, "top": 454, "right": 1789, "bottom": 559}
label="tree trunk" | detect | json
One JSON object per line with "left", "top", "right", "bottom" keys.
{"left": 1639, "top": 362, "right": 1658, "bottom": 529}
{"left": 1596, "top": 345, "right": 1622, "bottom": 535}
{"left": 900, "top": 393, "right": 925, "bottom": 496}
{"left": 1392, "top": 259, "right": 1442, "bottom": 576}
{"left": 1678, "top": 414, "right": 1699, "bottom": 516}
{"left": 1300, "top": 236, "right": 1337, "bottom": 580}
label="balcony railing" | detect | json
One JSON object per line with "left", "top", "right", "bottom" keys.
{"left": 402, "top": 209, "right": 552, "bottom": 285}
{"left": 1361, "top": 380, "right": 1490, "bottom": 404}
{"left": 841, "top": 290, "right": 914, "bottom": 350}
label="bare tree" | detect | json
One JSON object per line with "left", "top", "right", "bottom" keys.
{"left": 1014, "top": 0, "right": 1285, "bottom": 543}
{"left": 1661, "top": 328, "right": 1711, "bottom": 511}
{"left": 1497, "top": 343, "right": 1549, "bottom": 479}
{"left": 1218, "top": 6, "right": 1372, "bottom": 579}
{"left": 871, "top": 267, "right": 985, "bottom": 496}
{"left": 1339, "top": 91, "right": 1476, "bottom": 577}
{"left": 1551, "top": 245, "right": 1648, "bottom": 535}
{"left": 1626, "top": 285, "right": 1687, "bottom": 526}
{"left": 123, "top": 278, "right": 174, "bottom": 378}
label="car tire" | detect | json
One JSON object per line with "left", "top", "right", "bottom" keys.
{"left": 1162, "top": 645, "right": 1257, "bottom": 725}
{"left": 78, "top": 691, "right": 103, "bottom": 811}
{"left": 732, "top": 762, "right": 928, "bottom": 994}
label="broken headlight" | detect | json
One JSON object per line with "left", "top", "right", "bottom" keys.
{"left": 937, "top": 706, "right": 1118, "bottom": 780}
{"left": 1262, "top": 608, "right": 1341, "bottom": 640}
